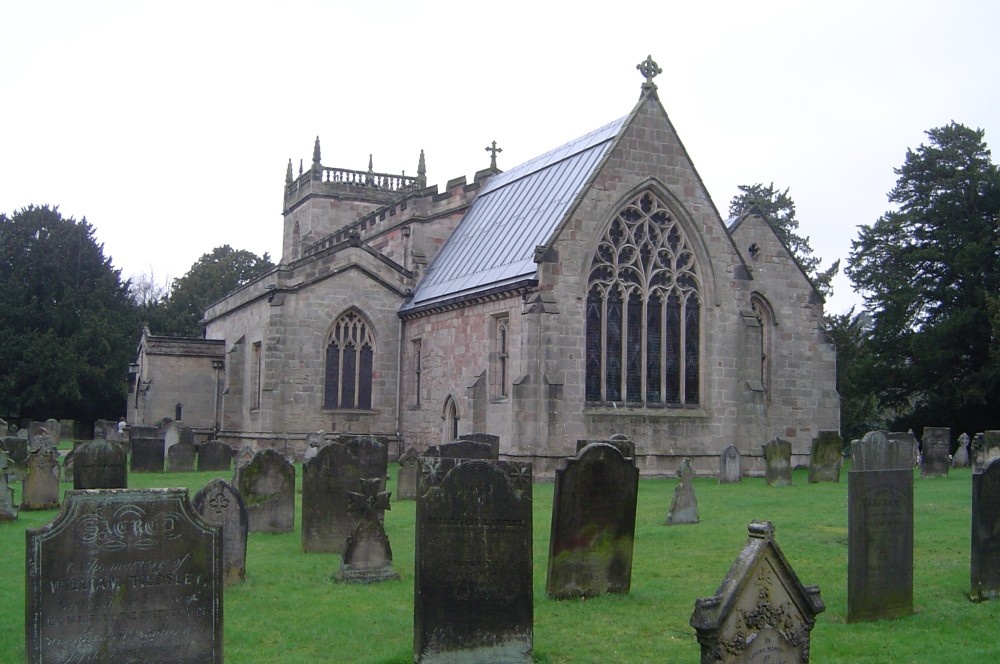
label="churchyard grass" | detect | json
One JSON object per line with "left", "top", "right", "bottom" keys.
{"left": 3, "top": 447, "right": 998, "bottom": 663}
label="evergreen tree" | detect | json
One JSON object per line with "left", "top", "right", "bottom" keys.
{"left": 846, "top": 122, "right": 1000, "bottom": 433}
{"left": 0, "top": 205, "right": 138, "bottom": 420}
{"left": 729, "top": 183, "right": 839, "bottom": 297}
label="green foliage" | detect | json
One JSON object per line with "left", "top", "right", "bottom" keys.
{"left": 846, "top": 122, "right": 1000, "bottom": 434}
{"left": 152, "top": 245, "right": 274, "bottom": 337}
{"left": 823, "top": 308, "right": 886, "bottom": 441}
{"left": 729, "top": 182, "right": 840, "bottom": 297}
{"left": 0, "top": 205, "right": 138, "bottom": 419}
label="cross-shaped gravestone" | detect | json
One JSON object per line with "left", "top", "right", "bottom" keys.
{"left": 485, "top": 140, "right": 503, "bottom": 170}
{"left": 347, "top": 477, "right": 391, "bottom": 519}
{"left": 636, "top": 54, "right": 662, "bottom": 85}
{"left": 335, "top": 478, "right": 399, "bottom": 583}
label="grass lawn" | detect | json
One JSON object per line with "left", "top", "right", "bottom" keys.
{"left": 2, "top": 448, "right": 998, "bottom": 663}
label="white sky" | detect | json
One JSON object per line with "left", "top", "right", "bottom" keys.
{"left": 2, "top": 0, "right": 998, "bottom": 316}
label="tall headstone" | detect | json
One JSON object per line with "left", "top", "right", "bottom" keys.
{"left": 130, "top": 436, "right": 165, "bottom": 473}
{"left": 763, "top": 438, "right": 792, "bottom": 487}
{"left": 236, "top": 449, "right": 295, "bottom": 533}
{"left": 162, "top": 420, "right": 182, "bottom": 455}
{"left": 971, "top": 456, "right": 1000, "bottom": 601}
{"left": 73, "top": 438, "right": 128, "bottom": 490}
{"left": 335, "top": 478, "right": 400, "bottom": 583}
{"left": 921, "top": 426, "right": 950, "bottom": 478}
{"left": 193, "top": 478, "right": 249, "bottom": 584}
{"left": 546, "top": 442, "right": 639, "bottom": 599}
{"left": 45, "top": 418, "right": 62, "bottom": 445}
{"left": 953, "top": 433, "right": 971, "bottom": 468}
{"left": 808, "top": 430, "right": 842, "bottom": 483}
{"left": 0, "top": 450, "right": 17, "bottom": 520}
{"left": 414, "top": 457, "right": 533, "bottom": 663}
{"left": 718, "top": 445, "right": 741, "bottom": 483}
{"left": 303, "top": 442, "right": 370, "bottom": 553}
{"left": 26, "top": 488, "right": 222, "bottom": 663}
{"left": 665, "top": 458, "right": 699, "bottom": 525}
{"left": 168, "top": 441, "right": 197, "bottom": 472}
{"left": 848, "top": 430, "right": 914, "bottom": 622}
{"left": 21, "top": 446, "right": 60, "bottom": 510}
{"left": 396, "top": 446, "right": 420, "bottom": 501}
{"left": 198, "top": 440, "right": 233, "bottom": 472}
{"left": 690, "top": 521, "right": 825, "bottom": 664}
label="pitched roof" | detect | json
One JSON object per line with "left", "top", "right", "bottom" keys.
{"left": 400, "top": 117, "right": 626, "bottom": 312}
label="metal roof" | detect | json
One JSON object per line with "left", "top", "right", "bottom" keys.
{"left": 401, "top": 116, "right": 626, "bottom": 311}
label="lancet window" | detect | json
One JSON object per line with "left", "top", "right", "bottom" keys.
{"left": 324, "top": 310, "right": 375, "bottom": 410}
{"left": 585, "top": 191, "right": 701, "bottom": 406}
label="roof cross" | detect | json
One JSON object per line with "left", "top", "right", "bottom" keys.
{"left": 636, "top": 55, "right": 662, "bottom": 86}
{"left": 485, "top": 140, "right": 503, "bottom": 169}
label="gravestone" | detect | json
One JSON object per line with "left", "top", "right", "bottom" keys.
{"left": 0, "top": 450, "right": 17, "bottom": 520}
{"left": 26, "top": 488, "right": 222, "bottom": 663}
{"left": 45, "top": 418, "right": 62, "bottom": 444}
{"left": 953, "top": 433, "right": 971, "bottom": 468}
{"left": 808, "top": 430, "right": 842, "bottom": 483}
{"left": 427, "top": 439, "right": 496, "bottom": 459}
{"left": 130, "top": 436, "right": 165, "bottom": 473}
{"left": 461, "top": 432, "right": 500, "bottom": 458}
{"left": 976, "top": 431, "right": 1000, "bottom": 470}
{"left": 303, "top": 431, "right": 325, "bottom": 462}
{"left": 168, "top": 441, "right": 198, "bottom": 472}
{"left": 73, "top": 438, "right": 128, "bottom": 489}
{"left": 193, "top": 478, "right": 249, "bottom": 584}
{"left": 848, "top": 430, "right": 914, "bottom": 622}
{"left": 763, "top": 438, "right": 792, "bottom": 487}
{"left": 576, "top": 434, "right": 636, "bottom": 459}
{"left": 690, "top": 521, "right": 825, "bottom": 664}
{"left": 236, "top": 449, "right": 295, "bottom": 533}
{"left": 888, "top": 430, "right": 921, "bottom": 468}
{"left": 29, "top": 432, "right": 55, "bottom": 454}
{"left": 303, "top": 437, "right": 388, "bottom": 553}
{"left": 414, "top": 457, "right": 533, "bottom": 663}
{"left": 162, "top": 420, "right": 182, "bottom": 455}
{"left": 1, "top": 435, "right": 28, "bottom": 466}
{"left": 61, "top": 448, "right": 75, "bottom": 483}
{"left": 546, "top": 442, "right": 639, "bottom": 599}
{"left": 198, "top": 440, "right": 233, "bottom": 472}
{"left": 129, "top": 424, "right": 160, "bottom": 441}
{"left": 21, "top": 446, "right": 60, "bottom": 510}
{"left": 665, "top": 458, "right": 699, "bottom": 525}
{"left": 921, "top": 426, "right": 950, "bottom": 478}
{"left": 971, "top": 456, "right": 1000, "bottom": 601}
{"left": 232, "top": 445, "right": 256, "bottom": 481}
{"left": 718, "top": 445, "right": 741, "bottom": 483}
{"left": 396, "top": 446, "right": 420, "bottom": 501}
{"left": 335, "top": 478, "right": 400, "bottom": 583}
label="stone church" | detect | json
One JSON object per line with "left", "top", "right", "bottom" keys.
{"left": 130, "top": 57, "right": 839, "bottom": 475}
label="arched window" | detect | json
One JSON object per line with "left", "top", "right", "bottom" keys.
{"left": 443, "top": 396, "right": 460, "bottom": 442}
{"left": 585, "top": 191, "right": 701, "bottom": 406}
{"left": 750, "top": 294, "right": 774, "bottom": 395}
{"left": 324, "top": 310, "right": 375, "bottom": 410}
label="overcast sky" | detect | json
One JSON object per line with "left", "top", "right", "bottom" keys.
{"left": 2, "top": 1, "right": 998, "bottom": 316}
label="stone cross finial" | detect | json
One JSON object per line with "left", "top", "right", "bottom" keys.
{"left": 485, "top": 140, "right": 503, "bottom": 169}
{"left": 347, "top": 478, "right": 392, "bottom": 520}
{"left": 637, "top": 55, "right": 662, "bottom": 86}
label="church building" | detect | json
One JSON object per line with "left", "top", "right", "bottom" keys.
{"left": 130, "top": 57, "right": 840, "bottom": 475}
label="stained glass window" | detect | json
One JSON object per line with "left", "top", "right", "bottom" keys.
{"left": 324, "top": 310, "right": 376, "bottom": 410}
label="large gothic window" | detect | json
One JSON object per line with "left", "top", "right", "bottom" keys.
{"left": 324, "top": 310, "right": 375, "bottom": 410}
{"left": 586, "top": 191, "right": 701, "bottom": 406}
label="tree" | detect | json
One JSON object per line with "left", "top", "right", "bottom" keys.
{"left": 155, "top": 245, "right": 274, "bottom": 337}
{"left": 823, "top": 308, "right": 885, "bottom": 442}
{"left": 0, "top": 205, "right": 139, "bottom": 420}
{"left": 846, "top": 122, "right": 1000, "bottom": 434}
{"left": 729, "top": 183, "right": 840, "bottom": 297}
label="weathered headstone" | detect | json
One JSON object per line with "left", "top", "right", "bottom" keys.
{"left": 808, "top": 430, "right": 842, "bottom": 483}
{"left": 232, "top": 445, "right": 256, "bottom": 481}
{"left": 193, "top": 478, "right": 249, "bottom": 584}
{"left": 45, "top": 418, "right": 62, "bottom": 444}
{"left": 921, "top": 426, "right": 951, "bottom": 478}
{"left": 162, "top": 420, "right": 182, "bottom": 455}
{"left": 168, "top": 440, "right": 198, "bottom": 472}
{"left": 665, "top": 458, "right": 699, "bottom": 525}
{"left": 26, "top": 488, "right": 222, "bottom": 663}
{"left": 414, "top": 457, "right": 533, "bottom": 663}
{"left": 763, "top": 437, "right": 792, "bottom": 487}
{"left": 198, "top": 440, "right": 233, "bottom": 472}
{"left": 128, "top": 424, "right": 160, "bottom": 441}
{"left": 975, "top": 431, "right": 1000, "bottom": 471}
{"left": 888, "top": 430, "right": 921, "bottom": 468}
{"left": 1, "top": 435, "right": 28, "bottom": 466}
{"left": 0, "top": 450, "right": 17, "bottom": 520}
{"left": 546, "top": 442, "right": 639, "bottom": 599}
{"left": 575, "top": 434, "right": 635, "bottom": 458}
{"left": 60, "top": 448, "right": 75, "bottom": 483}
{"left": 335, "top": 478, "right": 400, "bottom": 583}
{"left": 718, "top": 444, "right": 741, "bottom": 483}
{"left": 303, "top": 431, "right": 325, "bottom": 462}
{"left": 461, "top": 432, "right": 501, "bottom": 458}
{"left": 848, "top": 430, "right": 914, "bottom": 622}
{"left": 236, "top": 449, "right": 295, "bottom": 533}
{"left": 427, "top": 439, "right": 496, "bottom": 459}
{"left": 73, "top": 438, "right": 128, "bottom": 490}
{"left": 396, "top": 446, "right": 420, "bottom": 501}
{"left": 130, "top": 436, "right": 165, "bottom": 473}
{"left": 953, "top": 433, "right": 971, "bottom": 468}
{"left": 690, "top": 521, "right": 825, "bottom": 664}
{"left": 21, "top": 446, "right": 61, "bottom": 510}
{"left": 971, "top": 456, "right": 1000, "bottom": 601}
